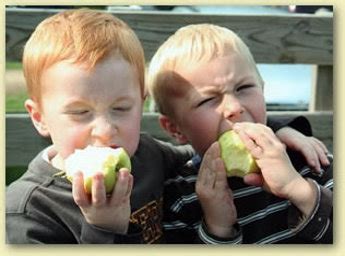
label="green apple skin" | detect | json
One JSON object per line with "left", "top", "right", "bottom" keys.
{"left": 83, "top": 154, "right": 119, "bottom": 194}
{"left": 67, "top": 147, "right": 131, "bottom": 194}
{"left": 116, "top": 148, "right": 132, "bottom": 171}
{"left": 218, "top": 130, "right": 259, "bottom": 177}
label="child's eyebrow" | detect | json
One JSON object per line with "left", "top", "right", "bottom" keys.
{"left": 192, "top": 75, "right": 259, "bottom": 97}
{"left": 62, "top": 100, "right": 88, "bottom": 109}
{"left": 63, "top": 94, "right": 134, "bottom": 105}
{"left": 237, "top": 74, "right": 258, "bottom": 83}
{"left": 197, "top": 84, "right": 227, "bottom": 95}
{"left": 113, "top": 96, "right": 134, "bottom": 103}
{"left": 186, "top": 86, "right": 224, "bottom": 104}
{"left": 216, "top": 73, "right": 256, "bottom": 85}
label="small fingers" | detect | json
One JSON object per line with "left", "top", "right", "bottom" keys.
{"left": 235, "top": 128, "right": 256, "bottom": 150}
{"left": 72, "top": 171, "right": 90, "bottom": 207}
{"left": 310, "top": 137, "right": 330, "bottom": 166}
{"left": 299, "top": 138, "right": 330, "bottom": 173}
{"left": 311, "top": 137, "right": 328, "bottom": 154}
{"left": 234, "top": 123, "right": 272, "bottom": 158}
{"left": 201, "top": 165, "right": 216, "bottom": 188}
{"left": 214, "top": 158, "right": 228, "bottom": 189}
{"left": 110, "top": 169, "right": 132, "bottom": 205}
{"left": 125, "top": 171, "right": 134, "bottom": 198}
{"left": 243, "top": 173, "right": 264, "bottom": 187}
{"left": 305, "top": 146, "right": 321, "bottom": 173}
{"left": 198, "top": 143, "right": 218, "bottom": 187}
{"left": 91, "top": 172, "right": 106, "bottom": 206}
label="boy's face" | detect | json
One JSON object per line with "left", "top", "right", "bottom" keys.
{"left": 164, "top": 53, "right": 266, "bottom": 156}
{"left": 28, "top": 54, "right": 143, "bottom": 160}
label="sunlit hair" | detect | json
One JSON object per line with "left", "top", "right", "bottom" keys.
{"left": 23, "top": 8, "right": 146, "bottom": 107}
{"left": 147, "top": 23, "right": 263, "bottom": 116}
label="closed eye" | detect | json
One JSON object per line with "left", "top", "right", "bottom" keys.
{"left": 196, "top": 97, "right": 215, "bottom": 107}
{"left": 239, "top": 84, "right": 255, "bottom": 90}
{"left": 68, "top": 110, "right": 89, "bottom": 115}
{"left": 112, "top": 106, "right": 131, "bottom": 112}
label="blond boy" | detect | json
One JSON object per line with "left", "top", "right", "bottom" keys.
{"left": 148, "top": 24, "right": 332, "bottom": 243}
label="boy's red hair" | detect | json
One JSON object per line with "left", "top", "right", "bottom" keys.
{"left": 23, "top": 9, "right": 146, "bottom": 107}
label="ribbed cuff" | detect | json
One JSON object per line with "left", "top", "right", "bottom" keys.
{"left": 288, "top": 179, "right": 332, "bottom": 242}
{"left": 197, "top": 219, "right": 242, "bottom": 244}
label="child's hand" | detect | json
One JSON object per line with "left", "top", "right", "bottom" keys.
{"left": 196, "top": 142, "right": 237, "bottom": 238}
{"left": 275, "top": 127, "right": 330, "bottom": 173}
{"left": 72, "top": 169, "right": 133, "bottom": 234}
{"left": 233, "top": 122, "right": 317, "bottom": 216}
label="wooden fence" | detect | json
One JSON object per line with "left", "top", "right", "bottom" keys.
{"left": 5, "top": 8, "right": 333, "bottom": 184}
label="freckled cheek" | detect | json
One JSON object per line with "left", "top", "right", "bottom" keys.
{"left": 253, "top": 98, "right": 267, "bottom": 124}
{"left": 244, "top": 94, "right": 266, "bottom": 124}
{"left": 53, "top": 127, "right": 89, "bottom": 158}
{"left": 120, "top": 115, "right": 142, "bottom": 156}
{"left": 185, "top": 114, "right": 219, "bottom": 155}
{"left": 123, "top": 126, "right": 141, "bottom": 156}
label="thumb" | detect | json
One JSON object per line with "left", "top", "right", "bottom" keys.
{"left": 243, "top": 173, "right": 264, "bottom": 187}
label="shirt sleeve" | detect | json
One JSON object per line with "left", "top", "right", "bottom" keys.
{"left": 154, "top": 138, "right": 195, "bottom": 179}
{"left": 287, "top": 155, "right": 333, "bottom": 243}
{"left": 197, "top": 220, "right": 243, "bottom": 244}
{"left": 267, "top": 115, "right": 312, "bottom": 136}
{"left": 6, "top": 211, "right": 144, "bottom": 244}
{"left": 80, "top": 221, "right": 143, "bottom": 244}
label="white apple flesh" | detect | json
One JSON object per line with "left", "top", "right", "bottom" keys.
{"left": 64, "top": 146, "right": 131, "bottom": 194}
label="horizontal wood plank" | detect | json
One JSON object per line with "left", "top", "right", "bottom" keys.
{"left": 5, "top": 8, "right": 333, "bottom": 112}
{"left": 6, "top": 112, "right": 333, "bottom": 168}
{"left": 6, "top": 8, "right": 332, "bottom": 64}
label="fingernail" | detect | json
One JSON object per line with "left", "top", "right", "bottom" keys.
{"left": 325, "top": 158, "right": 330, "bottom": 165}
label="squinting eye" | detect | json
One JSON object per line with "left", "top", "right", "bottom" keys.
{"left": 112, "top": 107, "right": 130, "bottom": 112}
{"left": 237, "top": 84, "right": 254, "bottom": 92}
{"left": 197, "top": 97, "right": 215, "bottom": 107}
{"left": 69, "top": 110, "right": 89, "bottom": 115}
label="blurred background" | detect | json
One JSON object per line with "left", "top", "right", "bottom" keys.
{"left": 5, "top": 5, "right": 333, "bottom": 112}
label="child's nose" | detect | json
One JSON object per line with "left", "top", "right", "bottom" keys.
{"left": 222, "top": 94, "right": 243, "bottom": 122}
{"left": 91, "top": 116, "right": 116, "bottom": 144}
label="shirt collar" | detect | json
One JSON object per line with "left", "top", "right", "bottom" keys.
{"left": 190, "top": 154, "right": 202, "bottom": 169}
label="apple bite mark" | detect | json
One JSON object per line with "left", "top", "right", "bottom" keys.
{"left": 64, "top": 146, "right": 131, "bottom": 194}
{"left": 218, "top": 130, "right": 260, "bottom": 177}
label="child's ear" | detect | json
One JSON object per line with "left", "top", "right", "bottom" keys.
{"left": 159, "top": 115, "right": 188, "bottom": 144}
{"left": 24, "top": 99, "right": 50, "bottom": 137}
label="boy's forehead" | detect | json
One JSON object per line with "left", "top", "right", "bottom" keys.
{"left": 175, "top": 53, "right": 254, "bottom": 82}
{"left": 166, "top": 64, "right": 213, "bottom": 100}
{"left": 161, "top": 69, "right": 192, "bottom": 98}
{"left": 41, "top": 53, "right": 138, "bottom": 87}
{"left": 167, "top": 53, "right": 262, "bottom": 98}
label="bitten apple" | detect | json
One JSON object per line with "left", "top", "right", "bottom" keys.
{"left": 218, "top": 130, "right": 259, "bottom": 177}
{"left": 64, "top": 146, "right": 131, "bottom": 194}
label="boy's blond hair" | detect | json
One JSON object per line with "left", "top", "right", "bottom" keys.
{"left": 147, "top": 24, "right": 263, "bottom": 116}
{"left": 23, "top": 9, "right": 146, "bottom": 107}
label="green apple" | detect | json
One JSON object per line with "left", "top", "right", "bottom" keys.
{"left": 64, "top": 146, "right": 131, "bottom": 194}
{"left": 218, "top": 130, "right": 259, "bottom": 177}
